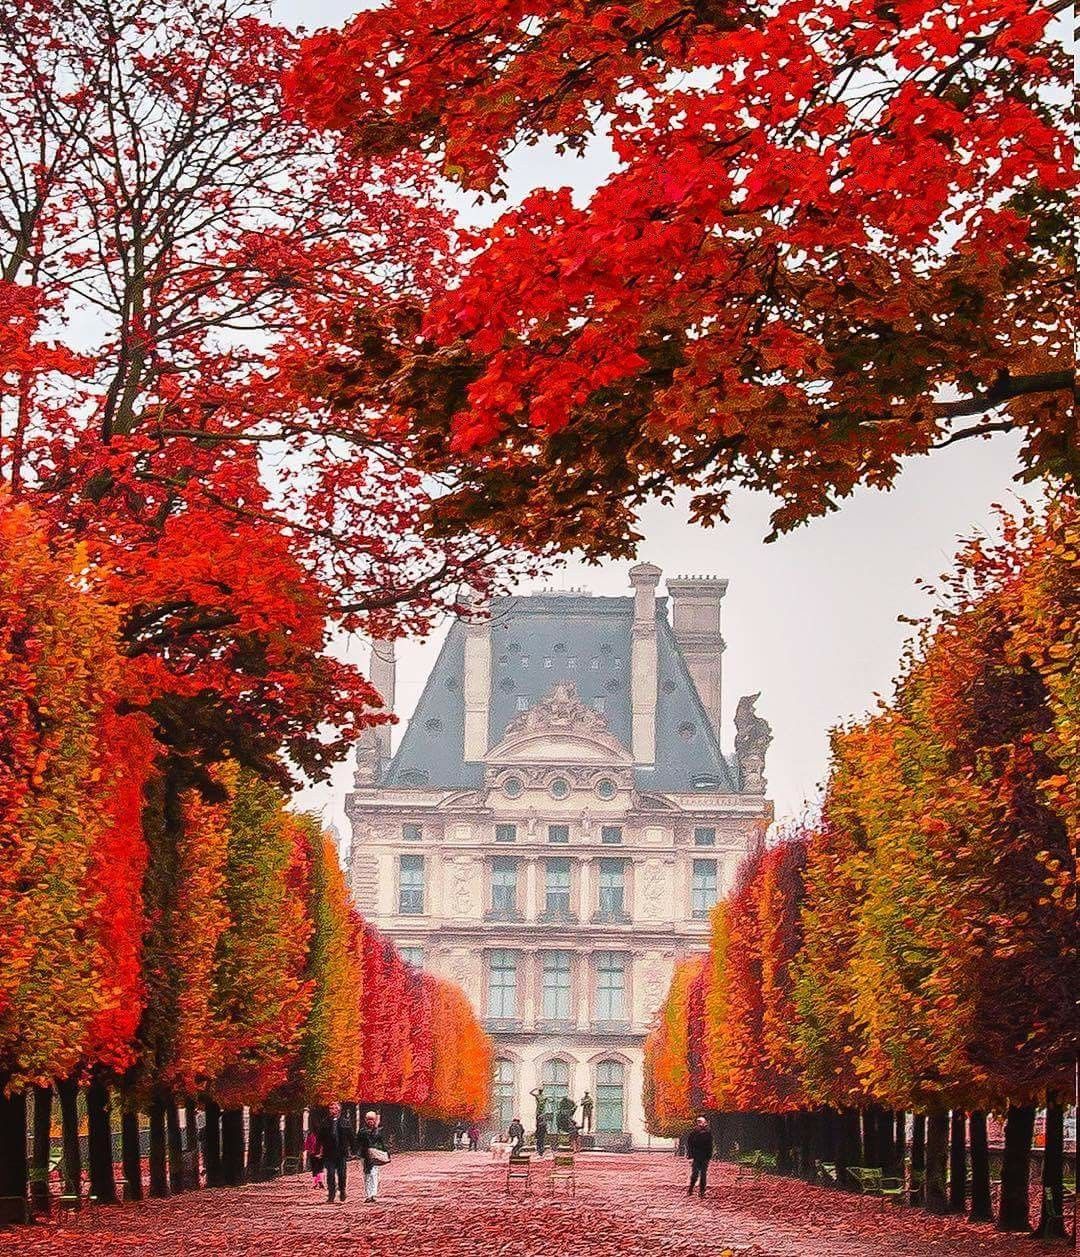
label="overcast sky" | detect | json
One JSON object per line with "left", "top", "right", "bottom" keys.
{"left": 279, "top": 0, "right": 1043, "bottom": 839}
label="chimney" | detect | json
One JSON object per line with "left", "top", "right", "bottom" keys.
{"left": 354, "top": 637, "right": 396, "bottom": 785}
{"left": 665, "top": 576, "right": 727, "bottom": 743}
{"left": 462, "top": 597, "right": 492, "bottom": 762}
{"left": 629, "top": 562, "right": 662, "bottom": 766}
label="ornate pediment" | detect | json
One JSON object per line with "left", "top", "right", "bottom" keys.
{"left": 486, "top": 681, "right": 631, "bottom": 766}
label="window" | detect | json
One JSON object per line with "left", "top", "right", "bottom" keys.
{"left": 515, "top": 696, "right": 530, "bottom": 712}
{"left": 543, "top": 657, "right": 553, "bottom": 669}
{"left": 691, "top": 858, "right": 718, "bottom": 917}
{"left": 544, "top": 857, "right": 571, "bottom": 916}
{"left": 590, "top": 658, "right": 600, "bottom": 670}
{"left": 402, "top": 823, "right": 422, "bottom": 842}
{"left": 487, "top": 949, "right": 518, "bottom": 1019}
{"left": 596, "top": 777, "right": 616, "bottom": 799}
{"left": 541, "top": 951, "right": 572, "bottom": 1021}
{"left": 595, "top": 951, "right": 626, "bottom": 1021}
{"left": 567, "top": 657, "right": 577, "bottom": 670}
{"left": 495, "top": 823, "right": 517, "bottom": 843}
{"left": 694, "top": 826, "right": 717, "bottom": 847}
{"left": 548, "top": 824, "right": 570, "bottom": 844}
{"left": 600, "top": 825, "right": 623, "bottom": 845}
{"left": 596, "top": 1060, "right": 625, "bottom": 1133}
{"left": 598, "top": 858, "right": 626, "bottom": 917}
{"left": 503, "top": 776, "right": 524, "bottom": 799}
{"left": 541, "top": 1058, "right": 570, "bottom": 1111}
{"left": 399, "top": 946, "right": 423, "bottom": 969}
{"left": 593, "top": 697, "right": 606, "bottom": 714}
{"left": 399, "top": 854, "right": 424, "bottom": 914}
{"left": 491, "top": 856, "right": 519, "bottom": 915}
{"left": 492, "top": 1059, "right": 515, "bottom": 1132}
{"left": 549, "top": 777, "right": 570, "bottom": 800}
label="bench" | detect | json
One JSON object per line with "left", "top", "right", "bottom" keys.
{"left": 847, "top": 1166, "right": 904, "bottom": 1204}
{"left": 815, "top": 1161, "right": 840, "bottom": 1187}
{"left": 736, "top": 1150, "right": 777, "bottom": 1178}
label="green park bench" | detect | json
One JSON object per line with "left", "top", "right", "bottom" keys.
{"left": 847, "top": 1166, "right": 904, "bottom": 1204}
{"left": 815, "top": 1160, "right": 840, "bottom": 1187}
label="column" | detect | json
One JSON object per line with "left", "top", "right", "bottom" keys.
{"left": 578, "top": 856, "right": 594, "bottom": 924}
{"left": 525, "top": 857, "right": 539, "bottom": 921}
{"left": 575, "top": 949, "right": 591, "bottom": 1031}
{"left": 522, "top": 947, "right": 539, "bottom": 1031}
{"left": 462, "top": 597, "right": 491, "bottom": 761}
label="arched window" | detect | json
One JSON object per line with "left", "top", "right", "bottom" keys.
{"left": 595, "top": 1059, "right": 625, "bottom": 1133}
{"left": 541, "top": 1058, "right": 571, "bottom": 1112}
{"left": 492, "top": 1058, "right": 515, "bottom": 1132}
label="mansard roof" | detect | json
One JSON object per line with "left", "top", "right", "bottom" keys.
{"left": 380, "top": 593, "right": 739, "bottom": 793}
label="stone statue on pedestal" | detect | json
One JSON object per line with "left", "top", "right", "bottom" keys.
{"left": 735, "top": 693, "right": 772, "bottom": 794}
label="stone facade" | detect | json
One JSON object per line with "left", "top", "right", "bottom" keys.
{"left": 346, "top": 566, "right": 773, "bottom": 1147}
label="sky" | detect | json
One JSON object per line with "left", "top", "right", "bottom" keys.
{"left": 279, "top": 0, "right": 1043, "bottom": 840}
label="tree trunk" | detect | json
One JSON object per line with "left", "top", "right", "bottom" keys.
{"left": 890, "top": 1112, "right": 906, "bottom": 1178}
{"left": 910, "top": 1113, "right": 926, "bottom": 1204}
{"left": 184, "top": 1101, "right": 200, "bottom": 1188}
{"left": 263, "top": 1113, "right": 283, "bottom": 1177}
{"left": 165, "top": 1100, "right": 184, "bottom": 1193}
{"left": 924, "top": 1111, "right": 949, "bottom": 1214}
{"left": 86, "top": 1073, "right": 117, "bottom": 1204}
{"left": 247, "top": 1111, "right": 265, "bottom": 1181}
{"left": 776, "top": 1113, "right": 794, "bottom": 1175}
{"left": 30, "top": 1085, "right": 52, "bottom": 1215}
{"left": 948, "top": 1109, "right": 966, "bottom": 1213}
{"left": 967, "top": 1111, "right": 991, "bottom": 1222}
{"left": 121, "top": 1106, "right": 143, "bottom": 1201}
{"left": 1035, "top": 1102, "right": 1066, "bottom": 1240}
{"left": 148, "top": 1096, "right": 168, "bottom": 1198}
{"left": 203, "top": 1100, "right": 223, "bottom": 1187}
{"left": 0, "top": 1088, "right": 28, "bottom": 1223}
{"left": 221, "top": 1109, "right": 245, "bottom": 1186}
{"left": 283, "top": 1112, "right": 304, "bottom": 1167}
{"left": 997, "top": 1104, "right": 1035, "bottom": 1232}
{"left": 56, "top": 1076, "right": 82, "bottom": 1199}
{"left": 835, "top": 1107, "right": 859, "bottom": 1189}
{"left": 861, "top": 1107, "right": 878, "bottom": 1168}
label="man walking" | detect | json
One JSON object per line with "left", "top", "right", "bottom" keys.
{"left": 580, "top": 1091, "right": 593, "bottom": 1133}
{"left": 686, "top": 1116, "right": 713, "bottom": 1198}
{"left": 355, "top": 1110, "right": 390, "bottom": 1203}
{"left": 317, "top": 1102, "right": 354, "bottom": 1204}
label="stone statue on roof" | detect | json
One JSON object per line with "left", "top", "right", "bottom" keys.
{"left": 506, "top": 681, "right": 610, "bottom": 736}
{"left": 734, "top": 693, "right": 772, "bottom": 794}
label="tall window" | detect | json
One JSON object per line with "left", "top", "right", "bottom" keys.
{"left": 600, "top": 825, "right": 623, "bottom": 845}
{"left": 595, "top": 1060, "right": 625, "bottom": 1133}
{"left": 691, "top": 858, "right": 718, "bottom": 917}
{"left": 597, "top": 858, "right": 626, "bottom": 918}
{"left": 544, "top": 857, "right": 571, "bottom": 916}
{"left": 495, "top": 823, "right": 517, "bottom": 844}
{"left": 402, "top": 823, "right": 422, "bottom": 842}
{"left": 492, "top": 1059, "right": 515, "bottom": 1132}
{"left": 491, "top": 856, "right": 519, "bottom": 915}
{"left": 399, "top": 854, "right": 424, "bottom": 914}
{"left": 694, "top": 826, "right": 716, "bottom": 846}
{"left": 548, "top": 824, "right": 570, "bottom": 844}
{"left": 595, "top": 951, "right": 626, "bottom": 1021}
{"left": 541, "top": 951, "right": 573, "bottom": 1021}
{"left": 541, "top": 1058, "right": 570, "bottom": 1111}
{"left": 398, "top": 946, "right": 423, "bottom": 968}
{"left": 487, "top": 949, "right": 518, "bottom": 1019}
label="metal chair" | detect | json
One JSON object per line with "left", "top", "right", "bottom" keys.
{"left": 506, "top": 1151, "right": 531, "bottom": 1196}
{"left": 550, "top": 1151, "right": 576, "bottom": 1196}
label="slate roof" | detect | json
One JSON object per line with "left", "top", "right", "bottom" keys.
{"left": 381, "top": 594, "right": 739, "bottom": 793}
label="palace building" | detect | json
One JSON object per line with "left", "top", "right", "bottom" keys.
{"left": 345, "top": 564, "right": 774, "bottom": 1148}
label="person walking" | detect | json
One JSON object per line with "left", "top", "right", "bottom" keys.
{"left": 355, "top": 1110, "right": 390, "bottom": 1203}
{"left": 317, "top": 1102, "right": 354, "bottom": 1204}
{"left": 304, "top": 1126, "right": 324, "bottom": 1190}
{"left": 535, "top": 1112, "right": 548, "bottom": 1158}
{"left": 507, "top": 1116, "right": 525, "bottom": 1153}
{"left": 467, "top": 1122, "right": 480, "bottom": 1152}
{"left": 686, "top": 1116, "right": 713, "bottom": 1198}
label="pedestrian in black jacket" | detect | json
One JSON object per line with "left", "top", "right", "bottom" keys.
{"left": 317, "top": 1102, "right": 354, "bottom": 1203}
{"left": 686, "top": 1116, "right": 713, "bottom": 1198}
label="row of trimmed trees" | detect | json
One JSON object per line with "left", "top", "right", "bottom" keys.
{"left": 0, "top": 500, "right": 490, "bottom": 1218}
{"left": 645, "top": 498, "right": 1078, "bottom": 1241}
